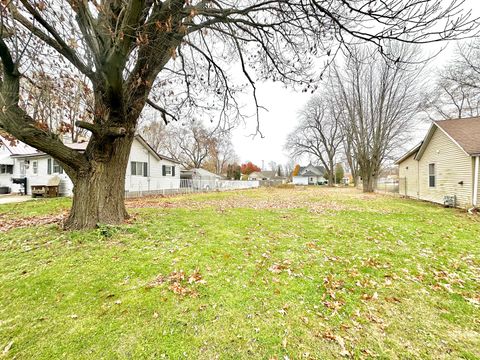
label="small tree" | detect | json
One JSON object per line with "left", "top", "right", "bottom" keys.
{"left": 335, "top": 163, "right": 345, "bottom": 184}
{"left": 277, "top": 165, "right": 283, "bottom": 177}
{"left": 292, "top": 164, "right": 301, "bottom": 177}
{"left": 226, "top": 164, "right": 241, "bottom": 180}
{"left": 241, "top": 162, "right": 261, "bottom": 175}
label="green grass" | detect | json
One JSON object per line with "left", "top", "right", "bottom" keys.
{"left": 0, "top": 188, "right": 479, "bottom": 359}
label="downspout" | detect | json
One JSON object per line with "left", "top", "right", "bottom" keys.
{"left": 147, "top": 152, "right": 151, "bottom": 192}
{"left": 471, "top": 156, "right": 479, "bottom": 211}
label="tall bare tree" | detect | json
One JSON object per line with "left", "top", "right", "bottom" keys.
{"left": 332, "top": 44, "right": 424, "bottom": 192}
{"left": 0, "top": 1, "right": 476, "bottom": 228}
{"left": 139, "top": 119, "right": 237, "bottom": 172}
{"left": 423, "top": 42, "right": 480, "bottom": 120}
{"left": 203, "top": 134, "right": 238, "bottom": 175}
{"left": 285, "top": 96, "right": 343, "bottom": 185}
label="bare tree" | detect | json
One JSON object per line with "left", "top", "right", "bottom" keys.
{"left": 138, "top": 120, "right": 168, "bottom": 154}
{"left": 139, "top": 119, "right": 237, "bottom": 172}
{"left": 332, "top": 44, "right": 424, "bottom": 192}
{"left": 204, "top": 134, "right": 238, "bottom": 175}
{"left": 423, "top": 42, "right": 480, "bottom": 120}
{"left": 285, "top": 96, "right": 343, "bottom": 185}
{"left": 0, "top": 1, "right": 476, "bottom": 228}
{"left": 341, "top": 133, "right": 359, "bottom": 187}
{"left": 164, "top": 122, "right": 213, "bottom": 169}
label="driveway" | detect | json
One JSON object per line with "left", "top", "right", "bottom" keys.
{"left": 0, "top": 194, "right": 32, "bottom": 205}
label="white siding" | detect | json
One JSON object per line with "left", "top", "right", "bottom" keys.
{"left": 7, "top": 137, "right": 180, "bottom": 197}
{"left": 417, "top": 128, "right": 473, "bottom": 208}
{"left": 475, "top": 156, "right": 480, "bottom": 207}
{"left": 292, "top": 176, "right": 308, "bottom": 185}
{"left": 11, "top": 157, "right": 73, "bottom": 195}
{"left": 125, "top": 138, "right": 180, "bottom": 193}
{"left": 398, "top": 153, "right": 419, "bottom": 198}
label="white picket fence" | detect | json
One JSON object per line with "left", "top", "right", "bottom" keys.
{"left": 125, "top": 179, "right": 259, "bottom": 198}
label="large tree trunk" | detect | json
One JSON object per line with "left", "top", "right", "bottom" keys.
{"left": 326, "top": 158, "right": 335, "bottom": 186}
{"left": 64, "top": 135, "right": 133, "bottom": 230}
{"left": 361, "top": 172, "right": 377, "bottom": 193}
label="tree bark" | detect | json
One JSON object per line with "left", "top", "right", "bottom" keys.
{"left": 64, "top": 135, "right": 133, "bottom": 230}
{"left": 361, "top": 172, "right": 377, "bottom": 193}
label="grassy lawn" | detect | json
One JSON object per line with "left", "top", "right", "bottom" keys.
{"left": 0, "top": 187, "right": 479, "bottom": 359}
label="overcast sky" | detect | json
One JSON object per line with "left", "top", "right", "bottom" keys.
{"left": 231, "top": 0, "right": 480, "bottom": 170}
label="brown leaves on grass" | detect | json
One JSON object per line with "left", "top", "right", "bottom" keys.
{"left": 0, "top": 213, "right": 66, "bottom": 232}
{"left": 361, "top": 257, "right": 391, "bottom": 270}
{"left": 147, "top": 269, "right": 206, "bottom": 297}
{"left": 322, "top": 274, "right": 346, "bottom": 314}
{"left": 124, "top": 187, "right": 368, "bottom": 213}
{"left": 268, "top": 260, "right": 292, "bottom": 274}
{"left": 322, "top": 331, "right": 352, "bottom": 357}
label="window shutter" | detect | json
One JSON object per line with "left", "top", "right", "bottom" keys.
{"left": 162, "top": 165, "right": 166, "bottom": 176}
{"left": 143, "top": 162, "right": 148, "bottom": 177}
{"left": 172, "top": 166, "right": 175, "bottom": 177}
{"left": 59, "top": 165, "right": 64, "bottom": 174}
{"left": 47, "top": 159, "right": 52, "bottom": 175}
{"left": 131, "top": 162, "right": 135, "bottom": 175}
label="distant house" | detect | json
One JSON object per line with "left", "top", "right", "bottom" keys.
{"left": 248, "top": 170, "right": 287, "bottom": 186}
{"left": 2, "top": 135, "right": 180, "bottom": 196}
{"left": 395, "top": 117, "right": 480, "bottom": 209}
{"left": 0, "top": 136, "right": 36, "bottom": 193}
{"left": 180, "top": 168, "right": 222, "bottom": 189}
{"left": 292, "top": 164, "right": 327, "bottom": 185}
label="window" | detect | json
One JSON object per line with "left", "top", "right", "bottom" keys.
{"left": 48, "top": 158, "right": 63, "bottom": 174}
{"left": 429, "top": 163, "right": 435, "bottom": 187}
{"left": 20, "top": 161, "right": 26, "bottom": 176}
{"left": 162, "top": 165, "right": 175, "bottom": 177}
{"left": 0, "top": 164, "right": 13, "bottom": 174}
{"left": 53, "top": 160, "right": 62, "bottom": 174}
{"left": 32, "top": 160, "right": 38, "bottom": 175}
{"left": 131, "top": 161, "right": 148, "bottom": 177}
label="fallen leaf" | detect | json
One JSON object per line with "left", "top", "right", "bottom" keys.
{"left": 2, "top": 340, "right": 13, "bottom": 355}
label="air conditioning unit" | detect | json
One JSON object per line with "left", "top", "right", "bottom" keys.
{"left": 443, "top": 195, "right": 456, "bottom": 208}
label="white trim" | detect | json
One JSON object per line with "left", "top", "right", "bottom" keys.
{"left": 394, "top": 143, "right": 421, "bottom": 165}
{"left": 473, "top": 156, "right": 479, "bottom": 207}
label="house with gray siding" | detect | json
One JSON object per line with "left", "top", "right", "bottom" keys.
{"left": 395, "top": 117, "right": 480, "bottom": 209}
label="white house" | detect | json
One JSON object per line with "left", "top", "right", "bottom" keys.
{"left": 2, "top": 135, "right": 180, "bottom": 196}
{"left": 292, "top": 164, "right": 327, "bottom": 185}
{"left": 0, "top": 136, "right": 37, "bottom": 194}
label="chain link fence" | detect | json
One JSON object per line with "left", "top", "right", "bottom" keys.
{"left": 375, "top": 178, "right": 400, "bottom": 195}
{"left": 125, "top": 179, "right": 259, "bottom": 198}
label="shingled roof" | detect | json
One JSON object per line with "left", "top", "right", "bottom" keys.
{"left": 396, "top": 117, "right": 480, "bottom": 164}
{"left": 434, "top": 117, "right": 480, "bottom": 156}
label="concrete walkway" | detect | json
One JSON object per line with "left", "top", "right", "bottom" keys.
{"left": 0, "top": 195, "right": 32, "bottom": 205}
